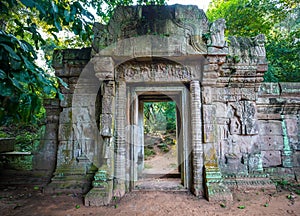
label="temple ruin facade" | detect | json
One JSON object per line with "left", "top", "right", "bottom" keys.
{"left": 37, "top": 5, "right": 300, "bottom": 205}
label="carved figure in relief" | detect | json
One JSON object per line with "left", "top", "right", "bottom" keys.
{"left": 210, "top": 19, "right": 226, "bottom": 48}
{"left": 253, "top": 34, "right": 266, "bottom": 57}
{"left": 228, "top": 101, "right": 257, "bottom": 135}
{"left": 228, "top": 105, "right": 241, "bottom": 135}
{"left": 117, "top": 62, "right": 192, "bottom": 81}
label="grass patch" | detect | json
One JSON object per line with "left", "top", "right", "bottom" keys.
{"left": 144, "top": 147, "right": 156, "bottom": 160}
{"left": 144, "top": 163, "right": 153, "bottom": 169}
{"left": 274, "top": 178, "right": 300, "bottom": 195}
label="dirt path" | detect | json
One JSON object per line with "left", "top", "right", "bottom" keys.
{"left": 1, "top": 185, "right": 299, "bottom": 216}
{"left": 143, "top": 145, "right": 178, "bottom": 175}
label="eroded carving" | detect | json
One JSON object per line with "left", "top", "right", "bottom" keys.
{"left": 228, "top": 101, "right": 258, "bottom": 135}
{"left": 253, "top": 34, "right": 266, "bottom": 58}
{"left": 117, "top": 62, "right": 194, "bottom": 82}
{"left": 209, "top": 19, "right": 226, "bottom": 48}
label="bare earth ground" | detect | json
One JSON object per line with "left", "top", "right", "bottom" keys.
{"left": 0, "top": 184, "right": 299, "bottom": 216}
{"left": 1, "top": 134, "right": 299, "bottom": 215}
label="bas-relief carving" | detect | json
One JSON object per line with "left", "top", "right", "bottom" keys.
{"left": 227, "top": 34, "right": 266, "bottom": 64}
{"left": 209, "top": 19, "right": 226, "bottom": 48}
{"left": 228, "top": 101, "right": 258, "bottom": 135}
{"left": 117, "top": 62, "right": 196, "bottom": 82}
{"left": 216, "top": 100, "right": 261, "bottom": 174}
{"left": 253, "top": 34, "right": 266, "bottom": 58}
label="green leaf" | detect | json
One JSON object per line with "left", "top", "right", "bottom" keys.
{"left": 57, "top": 77, "right": 68, "bottom": 89}
{"left": 54, "top": 18, "right": 62, "bottom": 31}
{"left": 20, "top": 0, "right": 35, "bottom": 8}
{"left": 0, "top": 83, "right": 14, "bottom": 96}
{"left": 238, "top": 205, "right": 245, "bottom": 209}
{"left": 51, "top": 1, "right": 58, "bottom": 13}
{"left": 43, "top": 86, "right": 53, "bottom": 95}
{"left": 22, "top": 56, "right": 36, "bottom": 71}
{"left": 220, "top": 203, "right": 226, "bottom": 208}
{"left": 82, "top": 8, "right": 94, "bottom": 21}
{"left": 0, "top": 69, "right": 7, "bottom": 79}
{"left": 9, "top": 77, "right": 23, "bottom": 91}
{"left": 10, "top": 59, "right": 22, "bottom": 70}
{"left": 35, "top": 2, "right": 46, "bottom": 15}
{"left": 64, "top": 10, "right": 71, "bottom": 22}
{"left": 58, "top": 92, "right": 64, "bottom": 101}
{"left": 0, "top": 43, "right": 21, "bottom": 61}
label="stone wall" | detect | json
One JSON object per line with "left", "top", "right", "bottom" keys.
{"left": 257, "top": 83, "right": 300, "bottom": 178}
{"left": 43, "top": 48, "right": 99, "bottom": 193}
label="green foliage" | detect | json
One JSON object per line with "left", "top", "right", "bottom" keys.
{"left": 144, "top": 101, "right": 176, "bottom": 133}
{"left": 144, "top": 147, "right": 156, "bottom": 160}
{"left": 0, "top": 0, "right": 166, "bottom": 125}
{"left": 0, "top": 30, "right": 59, "bottom": 124}
{"left": 207, "top": 0, "right": 300, "bottom": 82}
{"left": 157, "top": 143, "right": 169, "bottom": 152}
{"left": 0, "top": 124, "right": 44, "bottom": 152}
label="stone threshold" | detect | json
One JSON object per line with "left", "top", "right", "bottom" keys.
{"left": 134, "top": 177, "right": 186, "bottom": 191}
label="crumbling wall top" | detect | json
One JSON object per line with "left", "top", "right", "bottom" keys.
{"left": 92, "top": 5, "right": 209, "bottom": 53}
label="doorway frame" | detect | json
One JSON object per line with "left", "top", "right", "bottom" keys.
{"left": 127, "top": 84, "right": 191, "bottom": 191}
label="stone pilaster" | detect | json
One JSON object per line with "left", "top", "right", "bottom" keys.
{"left": 85, "top": 72, "right": 116, "bottom": 206}
{"left": 114, "top": 80, "right": 127, "bottom": 197}
{"left": 190, "top": 80, "right": 203, "bottom": 196}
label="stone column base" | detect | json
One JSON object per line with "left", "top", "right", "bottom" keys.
{"left": 84, "top": 180, "right": 113, "bottom": 206}
{"left": 204, "top": 165, "right": 233, "bottom": 202}
{"left": 45, "top": 158, "right": 96, "bottom": 194}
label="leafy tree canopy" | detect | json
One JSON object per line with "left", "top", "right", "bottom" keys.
{"left": 207, "top": 0, "right": 300, "bottom": 82}
{"left": 0, "top": 0, "right": 166, "bottom": 125}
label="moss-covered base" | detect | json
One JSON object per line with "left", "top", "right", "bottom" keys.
{"left": 84, "top": 181, "right": 113, "bottom": 206}
{"left": 204, "top": 165, "right": 233, "bottom": 202}
{"left": 45, "top": 159, "right": 97, "bottom": 194}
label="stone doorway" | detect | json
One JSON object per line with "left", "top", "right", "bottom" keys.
{"left": 138, "top": 99, "right": 181, "bottom": 190}
{"left": 127, "top": 85, "right": 191, "bottom": 191}
{"left": 142, "top": 101, "right": 178, "bottom": 178}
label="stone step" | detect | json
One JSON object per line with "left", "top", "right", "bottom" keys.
{"left": 134, "top": 178, "right": 187, "bottom": 191}
{"left": 223, "top": 174, "right": 277, "bottom": 192}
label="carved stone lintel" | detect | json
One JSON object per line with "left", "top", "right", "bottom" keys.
{"left": 117, "top": 61, "right": 195, "bottom": 82}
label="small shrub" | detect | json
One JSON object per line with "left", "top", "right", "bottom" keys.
{"left": 144, "top": 147, "right": 155, "bottom": 160}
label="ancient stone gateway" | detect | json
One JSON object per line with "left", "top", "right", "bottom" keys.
{"left": 42, "top": 5, "right": 300, "bottom": 206}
